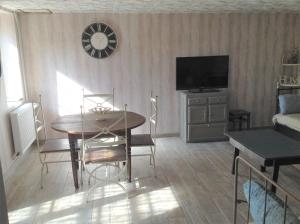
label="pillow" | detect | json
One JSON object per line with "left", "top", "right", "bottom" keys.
{"left": 279, "top": 94, "right": 300, "bottom": 114}
{"left": 243, "top": 180, "right": 300, "bottom": 224}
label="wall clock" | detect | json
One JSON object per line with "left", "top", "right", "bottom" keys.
{"left": 82, "top": 23, "right": 117, "bottom": 59}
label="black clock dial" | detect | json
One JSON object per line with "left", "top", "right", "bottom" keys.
{"left": 82, "top": 23, "right": 117, "bottom": 59}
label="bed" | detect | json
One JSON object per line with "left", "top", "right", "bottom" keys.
{"left": 273, "top": 84, "right": 300, "bottom": 141}
{"left": 273, "top": 113, "right": 300, "bottom": 132}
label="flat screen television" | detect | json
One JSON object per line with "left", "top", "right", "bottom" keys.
{"left": 176, "top": 55, "right": 229, "bottom": 91}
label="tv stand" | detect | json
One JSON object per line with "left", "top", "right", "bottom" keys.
{"left": 179, "top": 90, "right": 228, "bottom": 142}
{"left": 189, "top": 88, "right": 220, "bottom": 93}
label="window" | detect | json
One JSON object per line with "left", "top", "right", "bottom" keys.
{"left": 1, "top": 44, "right": 24, "bottom": 108}
{"left": 0, "top": 13, "right": 24, "bottom": 109}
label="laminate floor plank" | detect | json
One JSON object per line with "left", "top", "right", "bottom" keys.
{"left": 5, "top": 137, "right": 300, "bottom": 224}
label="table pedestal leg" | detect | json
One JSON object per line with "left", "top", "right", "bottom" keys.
{"left": 74, "top": 152, "right": 79, "bottom": 170}
{"left": 68, "top": 134, "right": 79, "bottom": 189}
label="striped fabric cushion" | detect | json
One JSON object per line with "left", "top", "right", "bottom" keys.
{"left": 243, "top": 180, "right": 300, "bottom": 224}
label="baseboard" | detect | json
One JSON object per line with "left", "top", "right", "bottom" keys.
{"left": 153, "top": 133, "right": 179, "bottom": 138}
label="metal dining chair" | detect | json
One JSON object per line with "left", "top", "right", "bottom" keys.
{"left": 82, "top": 88, "right": 114, "bottom": 113}
{"left": 80, "top": 102, "right": 128, "bottom": 202}
{"left": 32, "top": 95, "right": 76, "bottom": 189}
{"left": 131, "top": 92, "right": 158, "bottom": 172}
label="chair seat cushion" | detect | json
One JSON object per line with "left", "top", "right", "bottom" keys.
{"left": 40, "top": 138, "right": 80, "bottom": 153}
{"left": 84, "top": 145, "right": 126, "bottom": 163}
{"left": 131, "top": 134, "right": 154, "bottom": 147}
{"left": 243, "top": 180, "right": 300, "bottom": 224}
{"left": 40, "top": 138, "right": 72, "bottom": 153}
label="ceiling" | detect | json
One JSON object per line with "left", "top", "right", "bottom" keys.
{"left": 0, "top": 0, "right": 300, "bottom": 13}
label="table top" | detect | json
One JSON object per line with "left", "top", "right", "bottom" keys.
{"left": 225, "top": 129, "right": 300, "bottom": 161}
{"left": 51, "top": 111, "right": 146, "bottom": 135}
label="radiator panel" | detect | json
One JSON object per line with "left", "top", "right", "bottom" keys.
{"left": 10, "top": 103, "right": 35, "bottom": 155}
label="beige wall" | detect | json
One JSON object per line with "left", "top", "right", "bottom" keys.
{"left": 0, "top": 11, "right": 23, "bottom": 174}
{"left": 19, "top": 13, "right": 300, "bottom": 136}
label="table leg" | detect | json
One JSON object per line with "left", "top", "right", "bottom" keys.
{"left": 74, "top": 152, "right": 79, "bottom": 170}
{"left": 271, "top": 160, "right": 280, "bottom": 193}
{"left": 127, "top": 130, "right": 132, "bottom": 182}
{"left": 68, "top": 134, "right": 79, "bottom": 189}
{"left": 232, "top": 148, "right": 240, "bottom": 174}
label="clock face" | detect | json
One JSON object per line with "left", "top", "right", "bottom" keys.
{"left": 82, "top": 23, "right": 117, "bottom": 59}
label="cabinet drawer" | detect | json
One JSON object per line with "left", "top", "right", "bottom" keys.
{"left": 188, "top": 106, "right": 207, "bottom": 124}
{"left": 209, "top": 104, "right": 227, "bottom": 122}
{"left": 188, "top": 97, "right": 207, "bottom": 105}
{"left": 188, "top": 123, "right": 227, "bottom": 142}
{"left": 208, "top": 96, "right": 227, "bottom": 104}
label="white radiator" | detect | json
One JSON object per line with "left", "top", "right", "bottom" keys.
{"left": 10, "top": 103, "right": 35, "bottom": 155}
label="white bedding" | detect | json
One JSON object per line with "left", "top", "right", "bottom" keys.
{"left": 273, "top": 113, "right": 300, "bottom": 132}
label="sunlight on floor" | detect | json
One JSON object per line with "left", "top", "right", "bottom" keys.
{"left": 8, "top": 184, "right": 179, "bottom": 224}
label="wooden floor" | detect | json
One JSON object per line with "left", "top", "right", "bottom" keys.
{"left": 5, "top": 137, "right": 300, "bottom": 224}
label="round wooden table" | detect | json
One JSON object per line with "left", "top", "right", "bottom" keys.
{"left": 51, "top": 111, "right": 146, "bottom": 189}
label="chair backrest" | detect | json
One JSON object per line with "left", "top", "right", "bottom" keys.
{"left": 80, "top": 103, "right": 128, "bottom": 164}
{"left": 32, "top": 95, "right": 47, "bottom": 152}
{"left": 150, "top": 91, "right": 158, "bottom": 138}
{"left": 82, "top": 88, "right": 115, "bottom": 114}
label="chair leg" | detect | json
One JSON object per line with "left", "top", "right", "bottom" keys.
{"left": 149, "top": 146, "right": 154, "bottom": 165}
{"left": 43, "top": 154, "right": 49, "bottom": 174}
{"left": 88, "top": 175, "right": 91, "bottom": 185}
{"left": 40, "top": 163, "right": 45, "bottom": 189}
{"left": 151, "top": 146, "right": 157, "bottom": 177}
{"left": 150, "top": 146, "right": 156, "bottom": 168}
{"left": 117, "top": 162, "right": 121, "bottom": 181}
{"left": 80, "top": 162, "right": 84, "bottom": 186}
{"left": 86, "top": 183, "right": 98, "bottom": 203}
{"left": 46, "top": 164, "right": 49, "bottom": 174}
{"left": 106, "top": 165, "right": 109, "bottom": 183}
{"left": 152, "top": 155, "right": 156, "bottom": 168}
{"left": 85, "top": 163, "right": 128, "bottom": 203}
{"left": 88, "top": 166, "right": 93, "bottom": 185}
{"left": 152, "top": 155, "right": 157, "bottom": 177}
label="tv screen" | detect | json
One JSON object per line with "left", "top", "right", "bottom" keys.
{"left": 176, "top": 55, "right": 229, "bottom": 90}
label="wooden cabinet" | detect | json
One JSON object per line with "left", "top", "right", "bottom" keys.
{"left": 180, "top": 90, "right": 228, "bottom": 142}
{"left": 188, "top": 106, "right": 207, "bottom": 124}
{"left": 208, "top": 104, "right": 227, "bottom": 122}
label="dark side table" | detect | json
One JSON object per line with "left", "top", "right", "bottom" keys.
{"left": 229, "top": 109, "right": 251, "bottom": 131}
{"left": 226, "top": 128, "right": 300, "bottom": 192}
